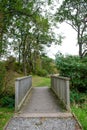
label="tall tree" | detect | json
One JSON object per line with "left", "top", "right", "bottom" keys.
{"left": 0, "top": 0, "right": 62, "bottom": 75}
{"left": 55, "top": 0, "right": 87, "bottom": 57}
{"left": 0, "top": 0, "right": 40, "bottom": 57}
{"left": 5, "top": 1, "right": 52, "bottom": 75}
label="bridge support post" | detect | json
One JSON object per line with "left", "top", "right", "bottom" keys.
{"left": 66, "top": 80, "right": 70, "bottom": 111}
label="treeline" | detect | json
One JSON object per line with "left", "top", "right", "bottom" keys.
{"left": 0, "top": 0, "right": 60, "bottom": 108}
{"left": 0, "top": 0, "right": 61, "bottom": 75}
{"left": 0, "top": 55, "right": 57, "bottom": 107}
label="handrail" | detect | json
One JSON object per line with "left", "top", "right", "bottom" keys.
{"left": 15, "top": 76, "right": 32, "bottom": 111}
{"left": 51, "top": 75, "right": 70, "bottom": 111}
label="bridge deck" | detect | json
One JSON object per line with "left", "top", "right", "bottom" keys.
{"left": 19, "top": 87, "right": 65, "bottom": 114}
{"left": 5, "top": 87, "right": 82, "bottom": 130}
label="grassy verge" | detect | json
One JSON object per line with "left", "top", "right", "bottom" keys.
{"left": 71, "top": 104, "right": 87, "bottom": 130}
{"left": 32, "top": 75, "right": 51, "bottom": 87}
{"left": 0, "top": 107, "right": 14, "bottom": 130}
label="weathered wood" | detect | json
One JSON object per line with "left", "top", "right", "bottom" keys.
{"left": 15, "top": 76, "right": 32, "bottom": 111}
{"left": 51, "top": 75, "right": 70, "bottom": 111}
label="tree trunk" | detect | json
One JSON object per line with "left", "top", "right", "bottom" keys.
{"left": 23, "top": 51, "right": 27, "bottom": 75}
{"left": 79, "top": 42, "right": 82, "bottom": 58}
{"left": 22, "top": 43, "right": 27, "bottom": 76}
{"left": 18, "top": 44, "right": 21, "bottom": 65}
{"left": 78, "top": 26, "right": 82, "bottom": 58}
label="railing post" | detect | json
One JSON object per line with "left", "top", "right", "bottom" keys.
{"left": 66, "top": 80, "right": 70, "bottom": 111}
{"left": 15, "top": 80, "right": 19, "bottom": 111}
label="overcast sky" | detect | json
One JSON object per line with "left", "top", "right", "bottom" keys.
{"left": 46, "top": 22, "right": 79, "bottom": 59}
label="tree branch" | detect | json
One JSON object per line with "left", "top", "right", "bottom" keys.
{"left": 65, "top": 21, "right": 78, "bottom": 32}
{"left": 80, "top": 24, "right": 87, "bottom": 39}
{"left": 82, "top": 49, "right": 87, "bottom": 57}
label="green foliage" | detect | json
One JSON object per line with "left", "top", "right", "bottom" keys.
{"left": 55, "top": 0, "right": 87, "bottom": 57}
{"left": 0, "top": 95, "right": 15, "bottom": 108}
{"left": 55, "top": 53, "right": 87, "bottom": 92}
{"left": 14, "top": 62, "right": 23, "bottom": 73}
{"left": 41, "top": 56, "right": 58, "bottom": 74}
{"left": 70, "top": 90, "right": 86, "bottom": 104}
{"left": 0, "top": 62, "right": 6, "bottom": 95}
{"left": 5, "top": 56, "right": 16, "bottom": 70}
{"left": 0, "top": 0, "right": 62, "bottom": 74}
{"left": 0, "top": 108, "right": 14, "bottom": 130}
{"left": 36, "top": 69, "right": 48, "bottom": 77}
{"left": 72, "top": 103, "right": 87, "bottom": 130}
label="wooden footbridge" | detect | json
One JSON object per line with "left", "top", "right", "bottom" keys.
{"left": 4, "top": 75, "right": 82, "bottom": 130}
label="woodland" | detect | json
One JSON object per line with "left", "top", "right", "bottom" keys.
{"left": 0, "top": 0, "right": 87, "bottom": 129}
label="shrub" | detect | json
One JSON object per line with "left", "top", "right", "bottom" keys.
{"left": 36, "top": 69, "right": 48, "bottom": 77}
{"left": 0, "top": 62, "right": 6, "bottom": 95}
{"left": 55, "top": 53, "right": 87, "bottom": 92}
{"left": 14, "top": 62, "right": 23, "bottom": 73}
{"left": 5, "top": 56, "right": 16, "bottom": 71}
{"left": 70, "top": 90, "right": 86, "bottom": 104}
{"left": 0, "top": 95, "right": 15, "bottom": 108}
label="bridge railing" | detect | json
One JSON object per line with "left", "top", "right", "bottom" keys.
{"left": 51, "top": 75, "right": 70, "bottom": 111}
{"left": 15, "top": 76, "right": 32, "bottom": 111}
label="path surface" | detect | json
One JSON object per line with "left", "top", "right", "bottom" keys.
{"left": 19, "top": 87, "right": 64, "bottom": 114}
{"left": 5, "top": 87, "right": 82, "bottom": 130}
{"left": 5, "top": 117, "right": 80, "bottom": 130}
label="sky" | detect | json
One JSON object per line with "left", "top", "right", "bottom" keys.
{"left": 45, "top": 0, "right": 79, "bottom": 59}
{"left": 46, "top": 22, "right": 79, "bottom": 59}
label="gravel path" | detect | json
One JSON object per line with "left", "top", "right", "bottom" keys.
{"left": 5, "top": 117, "right": 79, "bottom": 130}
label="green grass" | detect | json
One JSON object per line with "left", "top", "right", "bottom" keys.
{"left": 0, "top": 107, "right": 14, "bottom": 130}
{"left": 32, "top": 75, "right": 51, "bottom": 87}
{"left": 72, "top": 104, "right": 87, "bottom": 130}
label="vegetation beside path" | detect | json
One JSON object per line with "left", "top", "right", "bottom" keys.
{"left": 72, "top": 104, "right": 87, "bottom": 130}
{"left": 0, "top": 108, "right": 14, "bottom": 130}
{"left": 55, "top": 54, "right": 87, "bottom": 130}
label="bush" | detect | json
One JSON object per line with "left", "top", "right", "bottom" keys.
{"left": 36, "top": 69, "right": 48, "bottom": 77}
{"left": 14, "top": 62, "right": 23, "bottom": 73}
{"left": 0, "top": 95, "right": 15, "bottom": 108}
{"left": 5, "top": 56, "right": 16, "bottom": 71}
{"left": 70, "top": 90, "right": 86, "bottom": 104}
{"left": 0, "top": 62, "right": 6, "bottom": 95}
{"left": 55, "top": 53, "right": 87, "bottom": 92}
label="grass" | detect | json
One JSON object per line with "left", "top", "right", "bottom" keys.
{"left": 71, "top": 103, "right": 87, "bottom": 130}
{"left": 0, "top": 107, "right": 14, "bottom": 130}
{"left": 32, "top": 75, "right": 51, "bottom": 87}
